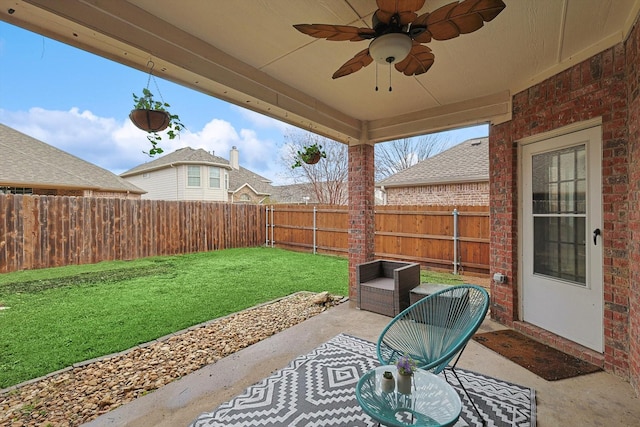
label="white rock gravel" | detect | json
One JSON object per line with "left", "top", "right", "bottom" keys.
{"left": 0, "top": 292, "right": 343, "bottom": 427}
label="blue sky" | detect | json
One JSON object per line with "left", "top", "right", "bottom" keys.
{"left": 0, "top": 21, "right": 488, "bottom": 185}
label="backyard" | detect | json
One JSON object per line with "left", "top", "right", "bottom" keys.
{"left": 0, "top": 247, "right": 464, "bottom": 390}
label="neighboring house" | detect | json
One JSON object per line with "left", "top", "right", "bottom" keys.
{"left": 271, "top": 181, "right": 348, "bottom": 205}
{"left": 376, "top": 137, "right": 488, "bottom": 206}
{"left": 227, "top": 148, "right": 274, "bottom": 204}
{"left": 271, "top": 183, "right": 320, "bottom": 204}
{"left": 120, "top": 146, "right": 273, "bottom": 203}
{"left": 0, "top": 123, "right": 144, "bottom": 198}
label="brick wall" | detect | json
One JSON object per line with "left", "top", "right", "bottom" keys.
{"left": 490, "top": 42, "right": 631, "bottom": 379}
{"left": 488, "top": 122, "right": 518, "bottom": 324}
{"left": 348, "top": 143, "right": 375, "bottom": 302}
{"left": 626, "top": 19, "right": 640, "bottom": 394}
{"left": 232, "top": 186, "right": 263, "bottom": 203}
{"left": 385, "top": 181, "right": 489, "bottom": 206}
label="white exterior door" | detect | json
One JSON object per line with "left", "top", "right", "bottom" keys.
{"left": 522, "top": 126, "right": 603, "bottom": 352}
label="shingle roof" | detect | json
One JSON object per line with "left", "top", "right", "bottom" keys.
{"left": 377, "top": 137, "right": 488, "bottom": 187}
{"left": 271, "top": 183, "right": 320, "bottom": 204}
{"left": 120, "top": 146, "right": 273, "bottom": 195}
{"left": 119, "top": 147, "right": 231, "bottom": 176}
{"left": 229, "top": 166, "right": 273, "bottom": 195}
{"left": 0, "top": 123, "right": 145, "bottom": 194}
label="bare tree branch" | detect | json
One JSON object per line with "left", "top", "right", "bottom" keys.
{"left": 281, "top": 130, "right": 349, "bottom": 205}
{"left": 375, "top": 134, "right": 450, "bottom": 181}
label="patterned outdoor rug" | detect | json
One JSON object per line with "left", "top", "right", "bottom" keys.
{"left": 190, "top": 334, "right": 536, "bottom": 427}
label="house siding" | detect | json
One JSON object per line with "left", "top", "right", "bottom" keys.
{"left": 126, "top": 167, "right": 179, "bottom": 200}
{"left": 490, "top": 38, "right": 632, "bottom": 383}
{"left": 126, "top": 165, "right": 228, "bottom": 201}
{"left": 182, "top": 165, "right": 228, "bottom": 201}
{"left": 385, "top": 182, "right": 489, "bottom": 206}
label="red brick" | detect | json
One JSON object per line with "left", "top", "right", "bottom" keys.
{"left": 491, "top": 36, "right": 637, "bottom": 388}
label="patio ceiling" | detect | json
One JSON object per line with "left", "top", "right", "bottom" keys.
{"left": 2, "top": 0, "right": 639, "bottom": 144}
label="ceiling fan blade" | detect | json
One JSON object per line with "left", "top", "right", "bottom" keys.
{"left": 425, "top": 0, "right": 506, "bottom": 41}
{"left": 294, "top": 24, "right": 375, "bottom": 41}
{"left": 375, "top": 0, "right": 426, "bottom": 26}
{"left": 395, "top": 44, "right": 434, "bottom": 76}
{"left": 332, "top": 48, "right": 374, "bottom": 79}
{"left": 410, "top": 11, "right": 431, "bottom": 43}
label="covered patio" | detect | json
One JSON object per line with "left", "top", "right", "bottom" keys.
{"left": 2, "top": 0, "right": 640, "bottom": 419}
{"left": 82, "top": 303, "right": 640, "bottom": 426}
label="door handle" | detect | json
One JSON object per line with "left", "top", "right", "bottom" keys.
{"left": 593, "top": 228, "right": 601, "bottom": 245}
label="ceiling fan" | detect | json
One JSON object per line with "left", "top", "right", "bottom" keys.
{"left": 294, "top": 0, "right": 506, "bottom": 80}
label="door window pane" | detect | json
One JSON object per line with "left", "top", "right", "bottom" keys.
{"left": 532, "top": 144, "right": 586, "bottom": 285}
{"left": 534, "top": 217, "right": 586, "bottom": 284}
{"left": 532, "top": 145, "right": 586, "bottom": 214}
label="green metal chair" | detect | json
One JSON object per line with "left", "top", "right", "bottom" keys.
{"left": 376, "top": 284, "right": 490, "bottom": 425}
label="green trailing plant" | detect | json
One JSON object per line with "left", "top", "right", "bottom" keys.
{"left": 131, "top": 87, "right": 185, "bottom": 156}
{"left": 291, "top": 143, "right": 327, "bottom": 168}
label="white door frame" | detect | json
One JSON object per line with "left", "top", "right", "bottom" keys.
{"left": 517, "top": 119, "right": 604, "bottom": 352}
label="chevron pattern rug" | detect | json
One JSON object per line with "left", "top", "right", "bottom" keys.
{"left": 190, "top": 334, "right": 536, "bottom": 427}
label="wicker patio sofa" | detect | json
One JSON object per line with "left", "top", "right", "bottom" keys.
{"left": 356, "top": 259, "right": 421, "bottom": 317}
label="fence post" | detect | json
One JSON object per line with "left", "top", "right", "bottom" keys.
{"left": 452, "top": 208, "right": 459, "bottom": 274}
{"left": 270, "top": 206, "right": 275, "bottom": 247}
{"left": 265, "top": 205, "right": 269, "bottom": 247}
{"left": 313, "top": 206, "right": 317, "bottom": 254}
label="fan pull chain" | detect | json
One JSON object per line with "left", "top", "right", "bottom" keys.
{"left": 388, "top": 63, "right": 393, "bottom": 92}
{"left": 375, "top": 63, "right": 379, "bottom": 91}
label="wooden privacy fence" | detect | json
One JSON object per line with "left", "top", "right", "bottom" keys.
{"left": 266, "top": 204, "right": 490, "bottom": 275}
{"left": 0, "top": 194, "right": 266, "bottom": 273}
{"left": 0, "top": 195, "right": 488, "bottom": 275}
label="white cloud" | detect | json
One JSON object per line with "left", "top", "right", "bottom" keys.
{"left": 0, "top": 107, "right": 287, "bottom": 181}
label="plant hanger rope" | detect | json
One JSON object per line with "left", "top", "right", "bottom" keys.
{"left": 130, "top": 58, "right": 185, "bottom": 157}
{"left": 145, "top": 60, "right": 166, "bottom": 104}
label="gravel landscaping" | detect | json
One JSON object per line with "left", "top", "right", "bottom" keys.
{"left": 0, "top": 292, "right": 343, "bottom": 427}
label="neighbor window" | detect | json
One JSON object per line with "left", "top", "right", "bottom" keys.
{"left": 224, "top": 171, "right": 229, "bottom": 190}
{"left": 187, "top": 166, "right": 201, "bottom": 187}
{"left": 209, "top": 167, "right": 220, "bottom": 188}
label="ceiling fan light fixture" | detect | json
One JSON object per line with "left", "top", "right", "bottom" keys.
{"left": 369, "top": 33, "right": 412, "bottom": 65}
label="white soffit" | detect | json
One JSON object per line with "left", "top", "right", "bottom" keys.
{"left": 2, "top": 0, "right": 639, "bottom": 144}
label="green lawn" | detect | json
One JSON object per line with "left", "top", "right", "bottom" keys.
{"left": 0, "top": 248, "right": 466, "bottom": 389}
{"left": 421, "top": 269, "right": 465, "bottom": 285}
{"left": 0, "top": 247, "right": 348, "bottom": 389}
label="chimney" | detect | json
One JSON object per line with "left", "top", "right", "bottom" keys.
{"left": 230, "top": 146, "right": 239, "bottom": 170}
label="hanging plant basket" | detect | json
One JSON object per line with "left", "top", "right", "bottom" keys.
{"left": 303, "top": 151, "right": 322, "bottom": 165}
{"left": 292, "top": 143, "right": 327, "bottom": 168}
{"left": 129, "top": 109, "right": 171, "bottom": 132}
{"left": 129, "top": 61, "right": 185, "bottom": 157}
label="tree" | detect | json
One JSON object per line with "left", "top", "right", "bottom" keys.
{"left": 375, "top": 134, "right": 450, "bottom": 181}
{"left": 282, "top": 130, "right": 348, "bottom": 205}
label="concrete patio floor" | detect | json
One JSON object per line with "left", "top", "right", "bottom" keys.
{"left": 84, "top": 301, "right": 640, "bottom": 427}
